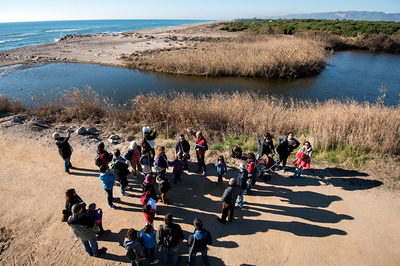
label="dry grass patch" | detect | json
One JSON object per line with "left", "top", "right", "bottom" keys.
{"left": 125, "top": 35, "right": 329, "bottom": 79}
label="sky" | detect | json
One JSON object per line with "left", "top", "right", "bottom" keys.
{"left": 0, "top": 0, "right": 399, "bottom": 22}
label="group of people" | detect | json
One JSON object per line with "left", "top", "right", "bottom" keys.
{"left": 55, "top": 126, "right": 312, "bottom": 265}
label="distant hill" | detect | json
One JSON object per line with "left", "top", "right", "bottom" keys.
{"left": 268, "top": 11, "right": 400, "bottom": 22}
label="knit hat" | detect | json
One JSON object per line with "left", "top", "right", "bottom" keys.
{"left": 129, "top": 141, "right": 137, "bottom": 149}
{"left": 145, "top": 174, "right": 153, "bottom": 183}
{"left": 52, "top": 132, "right": 60, "bottom": 139}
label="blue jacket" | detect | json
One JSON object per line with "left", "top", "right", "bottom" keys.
{"left": 141, "top": 231, "right": 157, "bottom": 249}
{"left": 215, "top": 161, "right": 227, "bottom": 175}
{"left": 99, "top": 171, "right": 115, "bottom": 190}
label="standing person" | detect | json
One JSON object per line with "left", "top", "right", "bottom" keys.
{"left": 156, "top": 213, "right": 184, "bottom": 266}
{"left": 217, "top": 178, "right": 242, "bottom": 224}
{"left": 277, "top": 132, "right": 300, "bottom": 172}
{"left": 140, "top": 151, "right": 152, "bottom": 176}
{"left": 99, "top": 164, "right": 119, "bottom": 209}
{"left": 95, "top": 142, "right": 113, "bottom": 168}
{"left": 257, "top": 133, "right": 275, "bottom": 159}
{"left": 110, "top": 149, "right": 131, "bottom": 196}
{"left": 123, "top": 228, "right": 146, "bottom": 266}
{"left": 124, "top": 141, "right": 142, "bottom": 177}
{"left": 142, "top": 127, "right": 157, "bottom": 163}
{"left": 62, "top": 188, "right": 85, "bottom": 222}
{"left": 175, "top": 134, "right": 190, "bottom": 170}
{"left": 235, "top": 163, "right": 249, "bottom": 209}
{"left": 140, "top": 224, "right": 160, "bottom": 265}
{"left": 187, "top": 129, "right": 208, "bottom": 176}
{"left": 88, "top": 203, "right": 106, "bottom": 236}
{"left": 154, "top": 146, "right": 169, "bottom": 181}
{"left": 245, "top": 153, "right": 257, "bottom": 194}
{"left": 169, "top": 153, "right": 185, "bottom": 184}
{"left": 53, "top": 131, "right": 73, "bottom": 174}
{"left": 291, "top": 141, "right": 313, "bottom": 179}
{"left": 68, "top": 203, "right": 106, "bottom": 257}
{"left": 215, "top": 155, "right": 227, "bottom": 183}
{"left": 187, "top": 218, "right": 213, "bottom": 266}
{"left": 143, "top": 204, "right": 156, "bottom": 225}
{"left": 141, "top": 174, "right": 158, "bottom": 205}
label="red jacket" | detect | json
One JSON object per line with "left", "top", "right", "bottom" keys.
{"left": 196, "top": 137, "right": 207, "bottom": 156}
{"left": 143, "top": 210, "right": 155, "bottom": 224}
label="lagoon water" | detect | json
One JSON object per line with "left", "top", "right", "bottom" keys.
{"left": 1, "top": 51, "right": 399, "bottom": 106}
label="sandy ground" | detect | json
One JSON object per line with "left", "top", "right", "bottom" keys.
{"left": 0, "top": 114, "right": 399, "bottom": 266}
{"left": 0, "top": 21, "right": 238, "bottom": 68}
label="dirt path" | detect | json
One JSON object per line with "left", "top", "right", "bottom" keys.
{"left": 0, "top": 118, "right": 399, "bottom": 265}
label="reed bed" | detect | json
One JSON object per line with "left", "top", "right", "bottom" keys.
{"left": 126, "top": 35, "right": 328, "bottom": 79}
{"left": 4, "top": 88, "right": 399, "bottom": 156}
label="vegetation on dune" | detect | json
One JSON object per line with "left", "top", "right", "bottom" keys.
{"left": 221, "top": 19, "right": 400, "bottom": 52}
{"left": 124, "top": 35, "right": 329, "bottom": 79}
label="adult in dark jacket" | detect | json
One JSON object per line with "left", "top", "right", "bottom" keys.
{"left": 257, "top": 133, "right": 275, "bottom": 159}
{"left": 218, "top": 178, "right": 242, "bottom": 224}
{"left": 187, "top": 218, "right": 212, "bottom": 266}
{"left": 277, "top": 132, "right": 300, "bottom": 172}
{"left": 63, "top": 188, "right": 85, "bottom": 220}
{"left": 175, "top": 134, "right": 190, "bottom": 170}
{"left": 187, "top": 129, "right": 208, "bottom": 176}
{"left": 53, "top": 131, "right": 73, "bottom": 173}
{"left": 156, "top": 213, "right": 184, "bottom": 266}
{"left": 142, "top": 126, "right": 157, "bottom": 163}
{"left": 67, "top": 203, "right": 106, "bottom": 257}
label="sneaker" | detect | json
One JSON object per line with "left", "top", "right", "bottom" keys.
{"left": 95, "top": 247, "right": 107, "bottom": 257}
{"left": 150, "top": 259, "right": 160, "bottom": 264}
{"left": 202, "top": 171, "right": 207, "bottom": 176}
{"left": 122, "top": 192, "right": 130, "bottom": 196}
{"left": 124, "top": 186, "right": 131, "bottom": 190}
{"left": 281, "top": 167, "right": 286, "bottom": 172}
{"left": 113, "top": 197, "right": 120, "bottom": 201}
{"left": 109, "top": 205, "right": 117, "bottom": 209}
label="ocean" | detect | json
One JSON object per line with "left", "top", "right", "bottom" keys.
{"left": 0, "top": 19, "right": 212, "bottom": 51}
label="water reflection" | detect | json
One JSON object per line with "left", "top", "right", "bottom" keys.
{"left": 0, "top": 51, "right": 399, "bottom": 105}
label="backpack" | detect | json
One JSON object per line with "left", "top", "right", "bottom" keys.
{"left": 124, "top": 149, "right": 133, "bottom": 161}
{"left": 95, "top": 153, "right": 104, "bottom": 167}
{"left": 126, "top": 239, "right": 146, "bottom": 262}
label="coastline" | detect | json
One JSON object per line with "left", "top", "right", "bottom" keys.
{"left": 0, "top": 21, "right": 237, "bottom": 68}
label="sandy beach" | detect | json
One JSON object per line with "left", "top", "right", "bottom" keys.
{"left": 0, "top": 21, "right": 238, "bottom": 68}
{"left": 0, "top": 114, "right": 399, "bottom": 265}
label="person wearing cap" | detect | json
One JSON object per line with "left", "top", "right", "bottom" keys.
{"left": 53, "top": 131, "right": 73, "bottom": 174}
{"left": 175, "top": 134, "right": 190, "bottom": 170}
{"left": 142, "top": 126, "right": 157, "bottom": 163}
{"left": 235, "top": 163, "right": 249, "bottom": 209}
{"left": 67, "top": 203, "right": 106, "bottom": 257}
{"left": 218, "top": 178, "right": 242, "bottom": 224}
{"left": 187, "top": 129, "right": 208, "bottom": 176}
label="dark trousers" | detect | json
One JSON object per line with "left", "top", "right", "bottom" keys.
{"left": 144, "top": 246, "right": 156, "bottom": 263}
{"left": 174, "top": 173, "right": 181, "bottom": 183}
{"left": 217, "top": 173, "right": 223, "bottom": 183}
{"left": 196, "top": 153, "right": 206, "bottom": 172}
{"left": 221, "top": 202, "right": 235, "bottom": 222}
{"left": 278, "top": 152, "right": 290, "bottom": 167}
{"left": 104, "top": 188, "right": 114, "bottom": 207}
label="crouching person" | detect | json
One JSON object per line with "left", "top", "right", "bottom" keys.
{"left": 67, "top": 203, "right": 106, "bottom": 257}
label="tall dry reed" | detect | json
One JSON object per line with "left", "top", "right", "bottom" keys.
{"left": 126, "top": 35, "right": 328, "bottom": 79}
{"left": 19, "top": 88, "right": 400, "bottom": 156}
{"left": 0, "top": 95, "right": 25, "bottom": 113}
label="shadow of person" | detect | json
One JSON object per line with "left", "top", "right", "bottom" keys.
{"left": 246, "top": 202, "right": 354, "bottom": 223}
{"left": 96, "top": 228, "right": 129, "bottom": 263}
{"left": 327, "top": 177, "right": 383, "bottom": 191}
